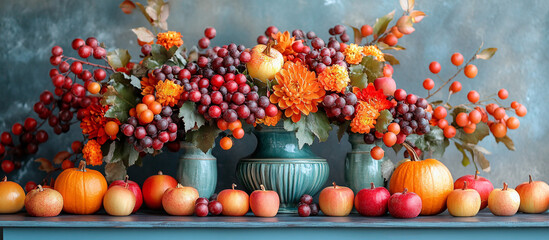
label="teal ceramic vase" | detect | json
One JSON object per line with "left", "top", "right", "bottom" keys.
{"left": 344, "top": 133, "right": 387, "bottom": 193}
{"left": 236, "top": 125, "right": 329, "bottom": 213}
{"left": 176, "top": 142, "right": 217, "bottom": 198}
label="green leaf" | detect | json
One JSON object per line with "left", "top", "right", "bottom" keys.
{"left": 425, "top": 126, "right": 449, "bottom": 158}
{"left": 337, "top": 121, "right": 351, "bottom": 142}
{"left": 349, "top": 25, "right": 363, "bottom": 45}
{"left": 166, "top": 45, "right": 188, "bottom": 67}
{"left": 430, "top": 100, "right": 443, "bottom": 106}
{"left": 455, "top": 142, "right": 470, "bottom": 167}
{"left": 284, "top": 112, "right": 332, "bottom": 149}
{"left": 495, "top": 135, "right": 516, "bottom": 151}
{"left": 105, "top": 160, "right": 127, "bottom": 183}
{"left": 185, "top": 125, "right": 221, "bottom": 153}
{"left": 102, "top": 140, "right": 140, "bottom": 167}
{"left": 178, "top": 102, "right": 205, "bottom": 132}
{"left": 383, "top": 53, "right": 400, "bottom": 65}
{"left": 375, "top": 110, "right": 393, "bottom": 133}
{"left": 456, "top": 122, "right": 490, "bottom": 145}
{"left": 392, "top": 144, "right": 403, "bottom": 154}
{"left": 106, "top": 49, "right": 131, "bottom": 69}
{"left": 130, "top": 75, "right": 142, "bottom": 89}
{"left": 476, "top": 48, "right": 497, "bottom": 60}
{"left": 101, "top": 73, "right": 140, "bottom": 122}
{"left": 349, "top": 56, "right": 384, "bottom": 88}
{"left": 284, "top": 119, "right": 313, "bottom": 148}
{"left": 378, "top": 42, "right": 406, "bottom": 51}
{"left": 373, "top": 10, "right": 395, "bottom": 38}
{"left": 150, "top": 44, "right": 169, "bottom": 64}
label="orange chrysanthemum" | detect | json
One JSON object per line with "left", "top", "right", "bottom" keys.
{"left": 270, "top": 62, "right": 325, "bottom": 123}
{"left": 352, "top": 83, "right": 392, "bottom": 111}
{"left": 155, "top": 80, "right": 183, "bottom": 107}
{"left": 82, "top": 140, "right": 103, "bottom": 166}
{"left": 350, "top": 101, "right": 380, "bottom": 134}
{"left": 272, "top": 31, "right": 296, "bottom": 59}
{"left": 362, "top": 45, "right": 385, "bottom": 62}
{"left": 141, "top": 72, "right": 158, "bottom": 96}
{"left": 256, "top": 109, "right": 282, "bottom": 127}
{"left": 344, "top": 43, "right": 364, "bottom": 65}
{"left": 80, "top": 103, "right": 118, "bottom": 145}
{"left": 318, "top": 64, "right": 350, "bottom": 93}
{"left": 156, "top": 31, "right": 184, "bottom": 50}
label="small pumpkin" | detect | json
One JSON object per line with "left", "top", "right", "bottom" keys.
{"left": 54, "top": 161, "right": 107, "bottom": 214}
{"left": 0, "top": 176, "right": 25, "bottom": 213}
{"left": 389, "top": 142, "right": 454, "bottom": 215}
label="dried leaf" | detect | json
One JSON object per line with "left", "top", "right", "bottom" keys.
{"left": 131, "top": 27, "right": 155, "bottom": 43}
{"left": 53, "top": 151, "right": 71, "bottom": 164}
{"left": 373, "top": 10, "right": 395, "bottom": 38}
{"left": 474, "top": 150, "right": 491, "bottom": 172}
{"left": 495, "top": 135, "right": 516, "bottom": 151}
{"left": 383, "top": 53, "right": 400, "bottom": 65}
{"left": 105, "top": 161, "right": 127, "bottom": 183}
{"left": 119, "top": 0, "right": 136, "bottom": 14}
{"left": 466, "top": 143, "right": 491, "bottom": 155}
{"left": 409, "top": 10, "right": 426, "bottom": 23}
{"left": 135, "top": 2, "right": 153, "bottom": 23}
{"left": 476, "top": 48, "right": 497, "bottom": 60}
{"left": 349, "top": 25, "right": 363, "bottom": 45}
{"left": 396, "top": 16, "right": 415, "bottom": 34}
{"left": 378, "top": 42, "right": 406, "bottom": 51}
{"left": 35, "top": 158, "right": 55, "bottom": 173}
{"left": 399, "top": 0, "right": 408, "bottom": 11}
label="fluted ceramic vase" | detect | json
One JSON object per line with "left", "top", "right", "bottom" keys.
{"left": 176, "top": 142, "right": 217, "bottom": 198}
{"left": 236, "top": 125, "right": 329, "bottom": 213}
{"left": 344, "top": 133, "right": 388, "bottom": 193}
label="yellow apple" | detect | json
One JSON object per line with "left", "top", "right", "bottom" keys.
{"left": 447, "top": 182, "right": 481, "bottom": 217}
{"left": 488, "top": 182, "right": 520, "bottom": 216}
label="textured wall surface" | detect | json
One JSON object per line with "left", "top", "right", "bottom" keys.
{"left": 0, "top": 0, "right": 547, "bottom": 192}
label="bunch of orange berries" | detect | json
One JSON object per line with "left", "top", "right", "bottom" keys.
{"left": 216, "top": 119, "right": 245, "bottom": 150}
{"left": 129, "top": 95, "right": 163, "bottom": 125}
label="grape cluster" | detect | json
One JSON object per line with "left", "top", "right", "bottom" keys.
{"left": 121, "top": 105, "right": 178, "bottom": 152}
{"left": 297, "top": 194, "right": 320, "bottom": 217}
{"left": 320, "top": 92, "right": 358, "bottom": 121}
{"left": 390, "top": 90, "right": 432, "bottom": 136}
{"left": 194, "top": 196, "right": 223, "bottom": 217}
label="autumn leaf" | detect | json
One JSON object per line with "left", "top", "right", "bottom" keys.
{"left": 53, "top": 151, "right": 71, "bottom": 164}
{"left": 119, "top": 0, "right": 136, "bottom": 14}
{"left": 373, "top": 10, "right": 395, "bottom": 38}
{"left": 476, "top": 48, "right": 497, "bottom": 60}
{"left": 35, "top": 158, "right": 55, "bottom": 173}
{"left": 132, "top": 27, "right": 155, "bottom": 43}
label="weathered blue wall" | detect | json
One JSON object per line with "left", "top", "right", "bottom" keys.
{"left": 0, "top": 0, "right": 547, "bottom": 192}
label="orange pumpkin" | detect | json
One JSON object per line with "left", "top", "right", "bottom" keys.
{"left": 389, "top": 143, "right": 454, "bottom": 215}
{"left": 0, "top": 176, "right": 25, "bottom": 213}
{"left": 54, "top": 161, "right": 107, "bottom": 214}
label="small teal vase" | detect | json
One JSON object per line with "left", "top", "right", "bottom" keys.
{"left": 344, "top": 133, "right": 387, "bottom": 193}
{"left": 236, "top": 125, "right": 329, "bottom": 213}
{"left": 176, "top": 142, "right": 217, "bottom": 198}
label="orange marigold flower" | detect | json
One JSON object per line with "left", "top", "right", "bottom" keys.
{"left": 318, "top": 64, "right": 350, "bottom": 93}
{"left": 155, "top": 80, "right": 183, "bottom": 107}
{"left": 352, "top": 83, "right": 392, "bottom": 111}
{"left": 272, "top": 31, "right": 296, "bottom": 58}
{"left": 156, "top": 31, "right": 184, "bottom": 50}
{"left": 141, "top": 72, "right": 158, "bottom": 96}
{"left": 362, "top": 45, "right": 385, "bottom": 62}
{"left": 343, "top": 43, "right": 364, "bottom": 65}
{"left": 270, "top": 62, "right": 325, "bottom": 123}
{"left": 350, "top": 101, "right": 380, "bottom": 134}
{"left": 256, "top": 109, "right": 282, "bottom": 127}
{"left": 80, "top": 102, "right": 119, "bottom": 145}
{"left": 82, "top": 140, "right": 103, "bottom": 166}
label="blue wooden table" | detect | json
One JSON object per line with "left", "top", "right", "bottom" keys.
{"left": 1, "top": 210, "right": 548, "bottom": 240}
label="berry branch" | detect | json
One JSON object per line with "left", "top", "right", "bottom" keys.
{"left": 62, "top": 56, "right": 114, "bottom": 72}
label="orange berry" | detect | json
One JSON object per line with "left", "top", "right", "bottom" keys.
{"left": 433, "top": 106, "right": 447, "bottom": 120}
{"left": 361, "top": 24, "right": 373, "bottom": 37}
{"left": 469, "top": 110, "right": 482, "bottom": 124}
{"left": 456, "top": 112, "right": 469, "bottom": 127}
{"left": 61, "top": 159, "right": 74, "bottom": 170}
{"left": 220, "top": 137, "right": 233, "bottom": 150}
{"left": 138, "top": 109, "right": 154, "bottom": 124}
{"left": 217, "top": 119, "right": 229, "bottom": 131}
{"left": 383, "top": 132, "right": 397, "bottom": 147}
{"left": 490, "top": 123, "right": 507, "bottom": 138}
{"left": 142, "top": 94, "right": 156, "bottom": 105}
{"left": 136, "top": 103, "right": 149, "bottom": 115}
{"left": 129, "top": 108, "right": 137, "bottom": 117}
{"left": 443, "top": 126, "right": 456, "bottom": 138}
{"left": 104, "top": 121, "right": 119, "bottom": 137}
{"left": 498, "top": 89, "right": 508, "bottom": 100}
{"left": 510, "top": 101, "right": 520, "bottom": 109}
{"left": 438, "top": 119, "right": 449, "bottom": 129}
{"left": 232, "top": 128, "right": 245, "bottom": 139}
{"left": 493, "top": 107, "right": 506, "bottom": 120}
{"left": 148, "top": 101, "right": 162, "bottom": 115}
{"left": 429, "top": 61, "right": 441, "bottom": 74}
{"left": 423, "top": 78, "right": 435, "bottom": 90}
{"left": 464, "top": 64, "right": 478, "bottom": 78}
{"left": 451, "top": 52, "right": 464, "bottom": 66}
{"left": 426, "top": 104, "right": 433, "bottom": 113}
{"left": 383, "top": 34, "right": 398, "bottom": 46}
{"left": 463, "top": 122, "right": 476, "bottom": 134}
{"left": 449, "top": 81, "right": 462, "bottom": 93}
{"left": 515, "top": 105, "right": 527, "bottom": 117}
{"left": 370, "top": 146, "right": 384, "bottom": 160}
{"left": 87, "top": 82, "right": 101, "bottom": 94}
{"left": 467, "top": 90, "right": 480, "bottom": 103}
{"left": 486, "top": 103, "right": 498, "bottom": 115}
{"left": 387, "top": 123, "right": 400, "bottom": 135}
{"left": 391, "top": 26, "right": 403, "bottom": 38}
{"left": 506, "top": 117, "right": 520, "bottom": 130}
{"left": 228, "top": 120, "right": 242, "bottom": 131}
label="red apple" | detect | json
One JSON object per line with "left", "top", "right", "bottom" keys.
{"left": 249, "top": 184, "right": 280, "bottom": 217}
{"left": 354, "top": 182, "right": 390, "bottom": 216}
{"left": 162, "top": 184, "right": 199, "bottom": 216}
{"left": 383, "top": 64, "right": 393, "bottom": 77}
{"left": 515, "top": 175, "right": 549, "bottom": 213}
{"left": 246, "top": 44, "right": 284, "bottom": 82}
{"left": 142, "top": 171, "right": 178, "bottom": 210}
{"left": 109, "top": 175, "right": 143, "bottom": 213}
{"left": 447, "top": 182, "right": 481, "bottom": 217}
{"left": 388, "top": 188, "right": 422, "bottom": 218}
{"left": 319, "top": 182, "right": 354, "bottom": 216}
{"left": 454, "top": 171, "right": 493, "bottom": 210}
{"left": 24, "top": 185, "right": 63, "bottom": 217}
{"left": 217, "top": 183, "right": 249, "bottom": 216}
{"left": 374, "top": 77, "right": 396, "bottom": 96}
{"left": 103, "top": 184, "right": 136, "bottom": 216}
{"left": 488, "top": 182, "right": 520, "bottom": 216}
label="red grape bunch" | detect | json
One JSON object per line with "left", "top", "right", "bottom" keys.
{"left": 321, "top": 92, "right": 358, "bottom": 122}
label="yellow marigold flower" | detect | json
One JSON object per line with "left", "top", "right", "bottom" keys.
{"left": 156, "top": 31, "right": 184, "bottom": 50}
{"left": 155, "top": 80, "right": 183, "bottom": 107}
{"left": 272, "top": 31, "right": 296, "bottom": 58}
{"left": 344, "top": 43, "right": 364, "bottom": 65}
{"left": 256, "top": 109, "right": 282, "bottom": 127}
{"left": 362, "top": 45, "right": 385, "bottom": 62}
{"left": 270, "top": 62, "right": 325, "bottom": 123}
{"left": 82, "top": 140, "right": 103, "bottom": 166}
{"left": 350, "top": 101, "right": 380, "bottom": 134}
{"left": 318, "top": 65, "right": 350, "bottom": 93}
